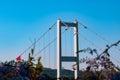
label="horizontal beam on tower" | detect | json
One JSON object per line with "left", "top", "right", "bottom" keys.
{"left": 61, "top": 22, "right": 77, "bottom": 27}
{"left": 61, "top": 56, "right": 78, "bottom": 62}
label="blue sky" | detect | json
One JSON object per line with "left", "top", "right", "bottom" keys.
{"left": 0, "top": 0, "right": 120, "bottom": 69}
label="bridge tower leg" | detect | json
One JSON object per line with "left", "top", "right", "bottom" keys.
{"left": 74, "top": 20, "right": 79, "bottom": 80}
{"left": 57, "top": 19, "right": 62, "bottom": 80}
{"left": 57, "top": 19, "right": 79, "bottom": 80}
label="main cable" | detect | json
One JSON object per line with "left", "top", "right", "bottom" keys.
{"left": 16, "top": 22, "right": 56, "bottom": 58}
{"left": 78, "top": 21, "right": 120, "bottom": 52}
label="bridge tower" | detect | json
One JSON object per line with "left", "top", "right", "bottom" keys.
{"left": 57, "top": 19, "right": 79, "bottom": 80}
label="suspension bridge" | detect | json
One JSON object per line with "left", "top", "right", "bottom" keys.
{"left": 16, "top": 19, "right": 120, "bottom": 80}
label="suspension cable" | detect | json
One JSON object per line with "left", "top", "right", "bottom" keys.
{"left": 34, "top": 38, "right": 56, "bottom": 57}
{"left": 78, "top": 32, "right": 103, "bottom": 52}
{"left": 17, "top": 22, "right": 56, "bottom": 57}
{"left": 65, "top": 28, "right": 67, "bottom": 56}
{"left": 78, "top": 21, "right": 120, "bottom": 52}
{"left": 62, "top": 21, "right": 103, "bottom": 52}
{"left": 77, "top": 30, "right": 120, "bottom": 66}
{"left": 43, "top": 35, "right": 45, "bottom": 66}
{"left": 78, "top": 21, "right": 120, "bottom": 65}
{"left": 48, "top": 29, "right": 51, "bottom": 68}
{"left": 34, "top": 25, "right": 69, "bottom": 58}
{"left": 69, "top": 28, "right": 73, "bottom": 56}
{"left": 53, "top": 27, "right": 56, "bottom": 68}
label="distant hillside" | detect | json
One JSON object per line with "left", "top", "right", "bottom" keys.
{"left": 44, "top": 68, "right": 74, "bottom": 79}
{"left": 44, "top": 68, "right": 120, "bottom": 80}
{"left": 44, "top": 68, "right": 84, "bottom": 79}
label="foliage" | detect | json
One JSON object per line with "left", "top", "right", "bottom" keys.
{"left": 0, "top": 59, "right": 52, "bottom": 80}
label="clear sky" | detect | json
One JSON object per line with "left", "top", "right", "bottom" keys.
{"left": 0, "top": 0, "right": 120, "bottom": 69}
